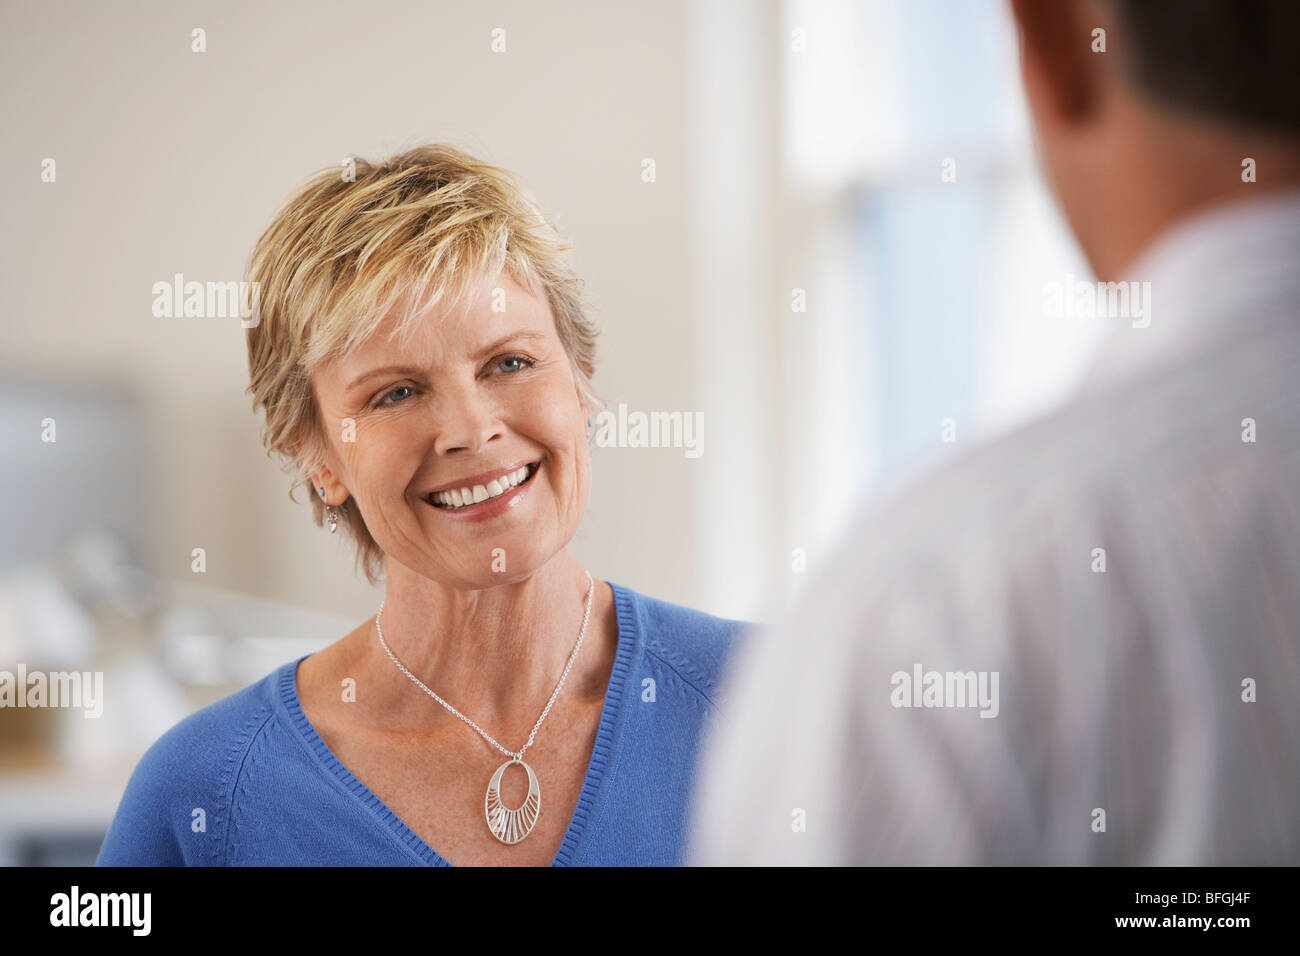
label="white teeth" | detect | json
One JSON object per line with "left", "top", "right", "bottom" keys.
{"left": 431, "top": 464, "right": 535, "bottom": 509}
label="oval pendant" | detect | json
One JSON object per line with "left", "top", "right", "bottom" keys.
{"left": 485, "top": 758, "right": 541, "bottom": 845}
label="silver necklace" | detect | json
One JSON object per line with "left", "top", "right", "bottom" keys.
{"left": 373, "top": 570, "right": 595, "bottom": 846}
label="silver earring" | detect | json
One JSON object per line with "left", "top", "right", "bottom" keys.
{"left": 318, "top": 485, "right": 339, "bottom": 533}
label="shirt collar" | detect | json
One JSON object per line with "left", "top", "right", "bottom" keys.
{"left": 1078, "top": 186, "right": 1300, "bottom": 393}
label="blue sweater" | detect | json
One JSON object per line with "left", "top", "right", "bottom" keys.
{"left": 96, "top": 581, "right": 747, "bottom": 866}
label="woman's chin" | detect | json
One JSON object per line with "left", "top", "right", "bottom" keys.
{"left": 399, "top": 533, "right": 561, "bottom": 586}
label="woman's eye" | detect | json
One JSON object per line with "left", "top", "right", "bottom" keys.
{"left": 497, "top": 355, "right": 535, "bottom": 374}
{"left": 375, "top": 385, "right": 414, "bottom": 407}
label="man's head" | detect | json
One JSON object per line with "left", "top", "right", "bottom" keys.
{"left": 1009, "top": 0, "right": 1300, "bottom": 279}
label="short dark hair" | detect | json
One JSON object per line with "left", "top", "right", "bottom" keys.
{"left": 1105, "top": 0, "right": 1300, "bottom": 133}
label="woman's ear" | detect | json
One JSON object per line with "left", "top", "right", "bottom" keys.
{"left": 297, "top": 440, "right": 338, "bottom": 502}
{"left": 311, "top": 476, "right": 343, "bottom": 506}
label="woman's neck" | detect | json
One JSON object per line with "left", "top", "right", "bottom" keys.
{"left": 358, "top": 551, "right": 606, "bottom": 735}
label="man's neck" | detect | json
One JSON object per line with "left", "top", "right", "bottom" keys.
{"left": 1085, "top": 109, "right": 1300, "bottom": 280}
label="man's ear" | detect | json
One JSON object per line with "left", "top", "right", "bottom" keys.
{"left": 1009, "top": 0, "right": 1105, "bottom": 126}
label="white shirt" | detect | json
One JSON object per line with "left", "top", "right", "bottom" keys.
{"left": 687, "top": 189, "right": 1300, "bottom": 865}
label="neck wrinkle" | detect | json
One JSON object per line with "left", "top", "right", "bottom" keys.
{"left": 367, "top": 553, "right": 598, "bottom": 739}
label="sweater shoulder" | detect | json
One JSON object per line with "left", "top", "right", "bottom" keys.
{"left": 96, "top": 663, "right": 288, "bottom": 866}
{"left": 612, "top": 582, "right": 752, "bottom": 711}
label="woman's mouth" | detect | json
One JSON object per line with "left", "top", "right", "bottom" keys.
{"left": 426, "top": 461, "right": 539, "bottom": 512}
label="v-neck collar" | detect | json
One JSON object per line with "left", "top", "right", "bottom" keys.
{"left": 277, "top": 579, "right": 636, "bottom": 866}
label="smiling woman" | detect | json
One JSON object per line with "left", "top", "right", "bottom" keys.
{"left": 242, "top": 145, "right": 603, "bottom": 579}
{"left": 304, "top": 265, "right": 595, "bottom": 593}
{"left": 95, "top": 143, "right": 751, "bottom": 867}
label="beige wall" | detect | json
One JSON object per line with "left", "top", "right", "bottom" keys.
{"left": 1, "top": 0, "right": 728, "bottom": 622}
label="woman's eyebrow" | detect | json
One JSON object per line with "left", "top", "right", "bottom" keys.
{"left": 475, "top": 329, "right": 549, "bottom": 357}
{"left": 344, "top": 331, "right": 550, "bottom": 392}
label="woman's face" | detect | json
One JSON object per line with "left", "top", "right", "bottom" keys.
{"left": 309, "top": 272, "right": 591, "bottom": 589}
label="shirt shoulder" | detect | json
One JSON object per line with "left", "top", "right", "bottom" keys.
{"left": 95, "top": 663, "right": 288, "bottom": 866}
{"left": 826, "top": 308, "right": 1300, "bottom": 604}
{"left": 609, "top": 581, "right": 752, "bottom": 713}
{"left": 695, "top": 318, "right": 1300, "bottom": 864}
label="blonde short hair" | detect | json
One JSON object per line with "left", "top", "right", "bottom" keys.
{"left": 243, "top": 143, "right": 603, "bottom": 585}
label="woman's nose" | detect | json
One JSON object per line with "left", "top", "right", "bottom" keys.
{"left": 432, "top": 390, "right": 503, "bottom": 455}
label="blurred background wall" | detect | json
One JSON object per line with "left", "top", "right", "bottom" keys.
{"left": 0, "top": 0, "right": 1107, "bottom": 862}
